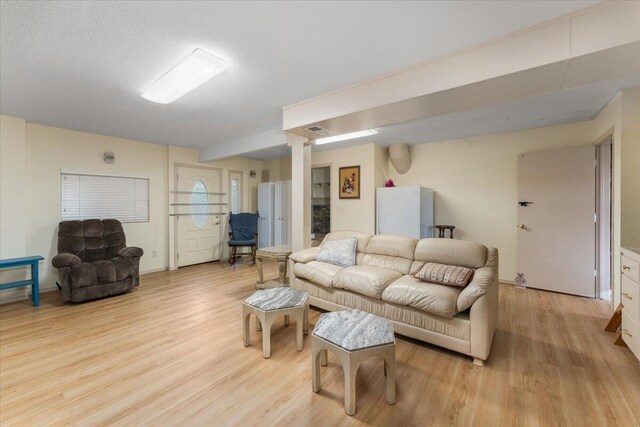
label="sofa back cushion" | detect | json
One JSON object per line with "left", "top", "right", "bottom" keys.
{"left": 58, "top": 219, "right": 126, "bottom": 262}
{"left": 359, "top": 234, "right": 418, "bottom": 274}
{"left": 322, "top": 231, "right": 371, "bottom": 253}
{"left": 414, "top": 238, "right": 487, "bottom": 269}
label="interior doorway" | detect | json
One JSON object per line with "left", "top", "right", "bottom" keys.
{"left": 311, "top": 165, "right": 330, "bottom": 245}
{"left": 517, "top": 146, "right": 596, "bottom": 297}
{"left": 596, "top": 137, "right": 613, "bottom": 301}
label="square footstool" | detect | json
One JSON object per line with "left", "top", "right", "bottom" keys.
{"left": 243, "top": 287, "right": 309, "bottom": 358}
{"left": 311, "top": 309, "right": 396, "bottom": 416}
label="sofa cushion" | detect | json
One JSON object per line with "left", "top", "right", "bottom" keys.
{"left": 333, "top": 265, "right": 402, "bottom": 299}
{"left": 293, "top": 261, "right": 343, "bottom": 288}
{"left": 290, "top": 247, "right": 320, "bottom": 263}
{"left": 316, "top": 238, "right": 357, "bottom": 267}
{"left": 110, "top": 257, "right": 134, "bottom": 281}
{"left": 359, "top": 254, "right": 414, "bottom": 275}
{"left": 414, "top": 262, "right": 474, "bottom": 288}
{"left": 365, "top": 234, "right": 417, "bottom": 260}
{"left": 69, "top": 263, "right": 98, "bottom": 289}
{"left": 414, "top": 238, "right": 487, "bottom": 269}
{"left": 382, "top": 275, "right": 461, "bottom": 318}
{"left": 92, "top": 260, "right": 117, "bottom": 284}
{"left": 322, "top": 231, "right": 371, "bottom": 253}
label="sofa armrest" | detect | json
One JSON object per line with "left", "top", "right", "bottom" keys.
{"left": 52, "top": 253, "right": 81, "bottom": 268}
{"left": 118, "top": 246, "right": 144, "bottom": 259}
{"left": 456, "top": 247, "right": 498, "bottom": 312}
{"left": 469, "top": 277, "right": 499, "bottom": 363}
{"left": 289, "top": 247, "right": 320, "bottom": 264}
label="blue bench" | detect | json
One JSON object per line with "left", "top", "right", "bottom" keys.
{"left": 0, "top": 256, "right": 44, "bottom": 307}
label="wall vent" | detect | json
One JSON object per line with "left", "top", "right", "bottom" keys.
{"left": 305, "top": 125, "right": 332, "bottom": 136}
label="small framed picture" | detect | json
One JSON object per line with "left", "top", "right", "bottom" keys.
{"left": 339, "top": 165, "right": 360, "bottom": 199}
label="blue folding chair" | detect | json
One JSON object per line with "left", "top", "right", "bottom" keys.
{"left": 228, "top": 212, "right": 259, "bottom": 265}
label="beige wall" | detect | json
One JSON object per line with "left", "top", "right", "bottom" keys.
{"left": 388, "top": 121, "right": 595, "bottom": 282}
{"left": 203, "top": 156, "right": 262, "bottom": 214}
{"left": 0, "top": 116, "right": 28, "bottom": 302}
{"left": 24, "top": 123, "right": 170, "bottom": 291}
{"left": 262, "top": 157, "right": 292, "bottom": 182}
{"left": 0, "top": 117, "right": 271, "bottom": 301}
{"left": 621, "top": 87, "right": 640, "bottom": 249}
{"left": 312, "top": 143, "right": 384, "bottom": 234}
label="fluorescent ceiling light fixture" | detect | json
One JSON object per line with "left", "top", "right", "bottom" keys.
{"left": 315, "top": 129, "right": 378, "bottom": 145}
{"left": 141, "top": 48, "right": 228, "bottom": 104}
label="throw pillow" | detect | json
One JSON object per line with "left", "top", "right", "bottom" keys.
{"left": 315, "top": 237, "right": 357, "bottom": 267}
{"left": 414, "top": 262, "right": 474, "bottom": 288}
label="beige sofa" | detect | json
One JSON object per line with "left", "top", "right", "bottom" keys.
{"left": 290, "top": 231, "right": 499, "bottom": 365}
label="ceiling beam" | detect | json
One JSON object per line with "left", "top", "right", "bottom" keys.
{"left": 199, "top": 128, "right": 286, "bottom": 161}
{"left": 283, "top": 1, "right": 640, "bottom": 139}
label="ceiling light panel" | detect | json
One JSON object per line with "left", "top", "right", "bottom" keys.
{"left": 141, "top": 48, "right": 228, "bottom": 104}
{"left": 314, "top": 129, "right": 378, "bottom": 145}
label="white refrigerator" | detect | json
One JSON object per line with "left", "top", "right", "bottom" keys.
{"left": 376, "top": 186, "right": 434, "bottom": 239}
{"left": 257, "top": 182, "right": 274, "bottom": 248}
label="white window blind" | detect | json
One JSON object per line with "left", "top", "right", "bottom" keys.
{"left": 61, "top": 173, "right": 149, "bottom": 223}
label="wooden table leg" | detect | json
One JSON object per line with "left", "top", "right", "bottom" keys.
{"left": 344, "top": 358, "right": 358, "bottom": 416}
{"left": 243, "top": 306, "right": 251, "bottom": 347}
{"left": 295, "top": 311, "right": 304, "bottom": 351}
{"left": 31, "top": 262, "right": 39, "bottom": 307}
{"left": 312, "top": 339, "right": 322, "bottom": 393}
{"left": 384, "top": 348, "right": 396, "bottom": 405}
{"left": 255, "top": 257, "right": 263, "bottom": 289}
{"left": 278, "top": 259, "right": 287, "bottom": 285}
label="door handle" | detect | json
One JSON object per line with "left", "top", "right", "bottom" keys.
{"left": 622, "top": 329, "right": 633, "bottom": 338}
{"left": 623, "top": 265, "right": 631, "bottom": 271}
{"left": 623, "top": 292, "right": 633, "bottom": 300}
{"left": 517, "top": 224, "right": 528, "bottom": 230}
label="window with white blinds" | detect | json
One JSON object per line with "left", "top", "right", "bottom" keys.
{"left": 61, "top": 173, "right": 149, "bottom": 223}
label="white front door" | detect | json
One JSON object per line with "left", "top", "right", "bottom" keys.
{"left": 176, "top": 166, "right": 223, "bottom": 267}
{"left": 517, "top": 146, "right": 596, "bottom": 297}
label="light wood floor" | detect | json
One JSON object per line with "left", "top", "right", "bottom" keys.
{"left": 1, "top": 261, "right": 639, "bottom": 426}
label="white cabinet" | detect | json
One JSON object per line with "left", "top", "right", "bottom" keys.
{"left": 259, "top": 181, "right": 291, "bottom": 248}
{"left": 257, "top": 183, "right": 274, "bottom": 248}
{"left": 621, "top": 247, "right": 640, "bottom": 361}
{"left": 274, "top": 181, "right": 291, "bottom": 246}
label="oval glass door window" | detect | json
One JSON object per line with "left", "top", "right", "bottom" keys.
{"left": 191, "top": 180, "right": 209, "bottom": 228}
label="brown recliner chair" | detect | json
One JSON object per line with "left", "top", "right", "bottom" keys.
{"left": 52, "top": 219, "right": 143, "bottom": 302}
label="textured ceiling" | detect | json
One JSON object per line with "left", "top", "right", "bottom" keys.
{"left": 245, "top": 75, "right": 640, "bottom": 160}
{"left": 0, "top": 1, "right": 599, "bottom": 150}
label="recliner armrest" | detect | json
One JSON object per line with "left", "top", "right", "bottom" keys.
{"left": 118, "top": 246, "right": 144, "bottom": 259}
{"left": 52, "top": 253, "right": 81, "bottom": 268}
{"left": 290, "top": 247, "right": 320, "bottom": 264}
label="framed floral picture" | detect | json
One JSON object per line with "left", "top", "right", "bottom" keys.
{"left": 339, "top": 165, "right": 360, "bottom": 199}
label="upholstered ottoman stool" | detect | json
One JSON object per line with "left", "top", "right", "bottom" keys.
{"left": 311, "top": 309, "right": 396, "bottom": 415}
{"left": 243, "top": 287, "right": 309, "bottom": 358}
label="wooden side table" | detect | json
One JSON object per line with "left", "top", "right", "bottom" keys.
{"left": 255, "top": 245, "right": 292, "bottom": 290}
{"left": 311, "top": 309, "right": 396, "bottom": 416}
{"left": 435, "top": 225, "right": 455, "bottom": 239}
{"left": 243, "top": 287, "right": 309, "bottom": 358}
{"left": 0, "top": 256, "right": 44, "bottom": 307}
